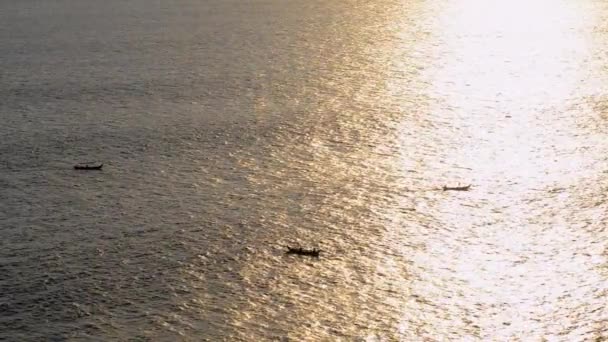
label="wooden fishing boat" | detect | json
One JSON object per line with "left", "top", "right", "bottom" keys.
{"left": 285, "top": 246, "right": 321, "bottom": 257}
{"left": 442, "top": 184, "right": 471, "bottom": 191}
{"left": 74, "top": 163, "right": 103, "bottom": 170}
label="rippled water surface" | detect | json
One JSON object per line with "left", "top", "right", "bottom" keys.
{"left": 1, "top": 0, "right": 608, "bottom": 340}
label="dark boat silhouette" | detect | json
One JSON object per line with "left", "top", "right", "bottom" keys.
{"left": 74, "top": 163, "right": 103, "bottom": 170}
{"left": 285, "top": 246, "right": 321, "bottom": 257}
{"left": 442, "top": 184, "right": 471, "bottom": 191}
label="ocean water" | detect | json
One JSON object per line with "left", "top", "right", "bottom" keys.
{"left": 1, "top": 0, "right": 607, "bottom": 340}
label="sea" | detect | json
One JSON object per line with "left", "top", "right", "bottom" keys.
{"left": 1, "top": 0, "right": 607, "bottom": 340}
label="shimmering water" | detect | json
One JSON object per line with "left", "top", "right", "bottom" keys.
{"left": 1, "top": 0, "right": 607, "bottom": 340}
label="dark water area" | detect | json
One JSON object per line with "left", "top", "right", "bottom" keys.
{"left": 1, "top": 0, "right": 607, "bottom": 340}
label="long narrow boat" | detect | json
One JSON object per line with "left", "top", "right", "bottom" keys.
{"left": 74, "top": 163, "right": 103, "bottom": 170}
{"left": 442, "top": 184, "right": 471, "bottom": 191}
{"left": 285, "top": 246, "right": 321, "bottom": 257}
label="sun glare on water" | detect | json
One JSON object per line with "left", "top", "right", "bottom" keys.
{"left": 388, "top": 0, "right": 607, "bottom": 339}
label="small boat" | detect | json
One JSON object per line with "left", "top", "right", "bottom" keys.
{"left": 285, "top": 246, "right": 321, "bottom": 258}
{"left": 443, "top": 184, "right": 471, "bottom": 191}
{"left": 74, "top": 163, "right": 103, "bottom": 170}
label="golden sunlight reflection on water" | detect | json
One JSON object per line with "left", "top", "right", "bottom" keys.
{"left": 194, "top": 0, "right": 607, "bottom": 339}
